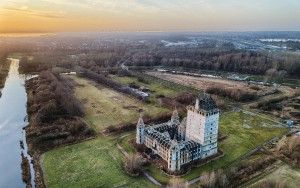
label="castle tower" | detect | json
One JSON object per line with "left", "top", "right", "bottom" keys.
{"left": 185, "top": 93, "right": 219, "bottom": 157}
{"left": 177, "top": 117, "right": 186, "bottom": 140}
{"left": 170, "top": 108, "right": 180, "bottom": 125}
{"left": 168, "top": 140, "right": 181, "bottom": 172}
{"left": 136, "top": 115, "right": 145, "bottom": 144}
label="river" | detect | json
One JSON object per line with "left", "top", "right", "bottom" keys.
{"left": 0, "top": 58, "right": 35, "bottom": 188}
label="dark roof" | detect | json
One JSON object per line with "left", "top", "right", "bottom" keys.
{"left": 146, "top": 129, "right": 172, "bottom": 148}
{"left": 183, "top": 140, "right": 201, "bottom": 150}
{"left": 198, "top": 93, "right": 218, "bottom": 111}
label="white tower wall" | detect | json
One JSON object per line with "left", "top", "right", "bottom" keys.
{"left": 185, "top": 104, "right": 219, "bottom": 147}
{"left": 186, "top": 109, "right": 206, "bottom": 144}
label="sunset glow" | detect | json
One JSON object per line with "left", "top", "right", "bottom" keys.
{"left": 1, "top": 0, "right": 300, "bottom": 33}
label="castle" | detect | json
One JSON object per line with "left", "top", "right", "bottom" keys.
{"left": 136, "top": 93, "right": 220, "bottom": 172}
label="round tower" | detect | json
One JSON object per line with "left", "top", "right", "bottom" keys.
{"left": 136, "top": 115, "right": 145, "bottom": 144}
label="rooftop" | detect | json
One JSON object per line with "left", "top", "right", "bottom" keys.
{"left": 196, "top": 93, "right": 218, "bottom": 111}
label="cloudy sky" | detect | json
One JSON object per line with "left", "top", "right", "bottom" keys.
{"left": 0, "top": 0, "right": 300, "bottom": 33}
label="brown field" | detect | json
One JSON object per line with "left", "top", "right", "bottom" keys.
{"left": 146, "top": 71, "right": 272, "bottom": 94}
{"left": 147, "top": 71, "right": 297, "bottom": 101}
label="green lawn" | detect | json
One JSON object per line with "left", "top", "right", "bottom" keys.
{"left": 43, "top": 136, "right": 157, "bottom": 188}
{"left": 119, "top": 111, "right": 287, "bottom": 183}
{"left": 118, "top": 133, "right": 137, "bottom": 153}
{"left": 69, "top": 75, "right": 169, "bottom": 132}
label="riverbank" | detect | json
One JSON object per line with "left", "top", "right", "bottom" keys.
{"left": 0, "top": 59, "right": 10, "bottom": 97}
{"left": 24, "top": 71, "right": 97, "bottom": 187}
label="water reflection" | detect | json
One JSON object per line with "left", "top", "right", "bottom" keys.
{"left": 0, "top": 59, "right": 34, "bottom": 188}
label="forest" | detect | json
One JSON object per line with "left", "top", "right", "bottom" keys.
{"left": 128, "top": 49, "right": 300, "bottom": 78}
{"left": 0, "top": 34, "right": 297, "bottom": 80}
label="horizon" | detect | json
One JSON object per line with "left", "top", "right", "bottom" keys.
{"left": 1, "top": 0, "right": 300, "bottom": 33}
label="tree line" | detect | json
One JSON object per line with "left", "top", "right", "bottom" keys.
{"left": 127, "top": 49, "right": 300, "bottom": 78}
{"left": 26, "top": 70, "right": 95, "bottom": 152}
{"left": 78, "top": 68, "right": 149, "bottom": 101}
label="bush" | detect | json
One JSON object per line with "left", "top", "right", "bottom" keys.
{"left": 250, "top": 85, "right": 261, "bottom": 91}
{"left": 200, "top": 170, "right": 228, "bottom": 188}
{"left": 21, "top": 153, "right": 31, "bottom": 185}
{"left": 129, "top": 82, "right": 140, "bottom": 89}
{"left": 137, "top": 76, "right": 150, "bottom": 84}
{"left": 206, "top": 86, "right": 257, "bottom": 102}
{"left": 124, "top": 154, "right": 143, "bottom": 176}
{"left": 36, "top": 102, "right": 61, "bottom": 123}
{"left": 175, "top": 93, "right": 196, "bottom": 105}
{"left": 253, "top": 179, "right": 288, "bottom": 188}
{"left": 276, "top": 135, "right": 300, "bottom": 166}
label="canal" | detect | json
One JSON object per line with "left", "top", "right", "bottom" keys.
{"left": 0, "top": 58, "right": 35, "bottom": 187}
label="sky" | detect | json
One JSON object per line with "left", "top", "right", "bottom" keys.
{"left": 0, "top": 0, "right": 300, "bottom": 33}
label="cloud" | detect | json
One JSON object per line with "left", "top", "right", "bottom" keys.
{"left": 38, "top": 0, "right": 163, "bottom": 12}
{"left": 3, "top": 5, "right": 66, "bottom": 18}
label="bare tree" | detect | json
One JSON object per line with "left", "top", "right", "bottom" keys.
{"left": 124, "top": 154, "right": 143, "bottom": 175}
{"left": 199, "top": 170, "right": 228, "bottom": 188}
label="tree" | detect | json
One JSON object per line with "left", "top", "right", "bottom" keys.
{"left": 199, "top": 170, "right": 228, "bottom": 188}
{"left": 124, "top": 154, "right": 143, "bottom": 175}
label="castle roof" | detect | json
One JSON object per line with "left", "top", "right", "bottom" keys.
{"left": 197, "top": 93, "right": 218, "bottom": 111}
{"left": 146, "top": 128, "right": 172, "bottom": 148}
{"left": 145, "top": 118, "right": 202, "bottom": 151}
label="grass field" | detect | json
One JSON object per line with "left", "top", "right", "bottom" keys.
{"left": 247, "top": 164, "right": 300, "bottom": 188}
{"left": 43, "top": 136, "right": 157, "bottom": 188}
{"left": 119, "top": 111, "right": 287, "bottom": 183}
{"left": 69, "top": 75, "right": 169, "bottom": 132}
{"left": 110, "top": 75, "right": 188, "bottom": 103}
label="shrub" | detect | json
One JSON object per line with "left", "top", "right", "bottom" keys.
{"left": 175, "top": 93, "right": 196, "bottom": 105}
{"left": 36, "top": 102, "right": 61, "bottom": 123}
{"left": 206, "top": 86, "right": 257, "bottom": 102}
{"left": 253, "top": 179, "right": 288, "bottom": 188}
{"left": 124, "top": 154, "right": 143, "bottom": 176}
{"left": 250, "top": 85, "right": 261, "bottom": 91}
{"left": 276, "top": 135, "right": 300, "bottom": 166}
{"left": 200, "top": 170, "right": 228, "bottom": 188}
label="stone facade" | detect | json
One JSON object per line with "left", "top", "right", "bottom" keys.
{"left": 136, "top": 93, "right": 220, "bottom": 172}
